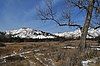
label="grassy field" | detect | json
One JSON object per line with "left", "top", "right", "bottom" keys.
{"left": 0, "top": 40, "right": 100, "bottom": 66}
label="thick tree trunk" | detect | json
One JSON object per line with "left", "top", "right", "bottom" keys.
{"left": 79, "top": 0, "right": 95, "bottom": 50}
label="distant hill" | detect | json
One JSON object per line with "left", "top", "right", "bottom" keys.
{"left": 0, "top": 27, "right": 100, "bottom": 42}
{"left": 5, "top": 28, "right": 56, "bottom": 39}
{"left": 54, "top": 28, "right": 100, "bottom": 38}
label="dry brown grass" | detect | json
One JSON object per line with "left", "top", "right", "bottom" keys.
{"left": 0, "top": 40, "right": 100, "bottom": 66}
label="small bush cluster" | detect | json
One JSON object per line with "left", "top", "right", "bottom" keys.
{"left": 0, "top": 42, "right": 6, "bottom": 47}
{"left": 95, "top": 35, "right": 100, "bottom": 45}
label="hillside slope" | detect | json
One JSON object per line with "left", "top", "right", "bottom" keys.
{"left": 6, "top": 28, "right": 55, "bottom": 39}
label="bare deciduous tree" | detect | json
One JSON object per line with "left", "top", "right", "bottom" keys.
{"left": 36, "top": 0, "right": 100, "bottom": 50}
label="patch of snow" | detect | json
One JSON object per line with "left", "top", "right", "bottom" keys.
{"left": 91, "top": 46, "right": 100, "bottom": 51}
{"left": 62, "top": 46, "right": 77, "bottom": 49}
{"left": 0, "top": 51, "right": 32, "bottom": 59}
{"left": 82, "top": 60, "right": 91, "bottom": 66}
{"left": 82, "top": 57, "right": 100, "bottom": 66}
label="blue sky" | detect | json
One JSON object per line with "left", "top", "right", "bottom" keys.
{"left": 0, "top": 0, "right": 85, "bottom": 33}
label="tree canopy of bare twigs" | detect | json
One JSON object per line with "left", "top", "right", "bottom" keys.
{"left": 36, "top": 0, "right": 100, "bottom": 50}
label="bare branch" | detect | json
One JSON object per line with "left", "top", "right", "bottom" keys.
{"left": 94, "top": 25, "right": 100, "bottom": 29}
{"left": 67, "top": 0, "right": 87, "bottom": 10}
{"left": 37, "top": 0, "right": 83, "bottom": 30}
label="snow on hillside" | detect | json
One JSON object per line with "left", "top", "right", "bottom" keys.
{"left": 55, "top": 28, "right": 100, "bottom": 38}
{"left": 54, "top": 29, "right": 81, "bottom": 38}
{"left": 6, "top": 28, "right": 55, "bottom": 39}
{"left": 5, "top": 27, "right": 100, "bottom": 39}
{"left": 88, "top": 28, "right": 100, "bottom": 38}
